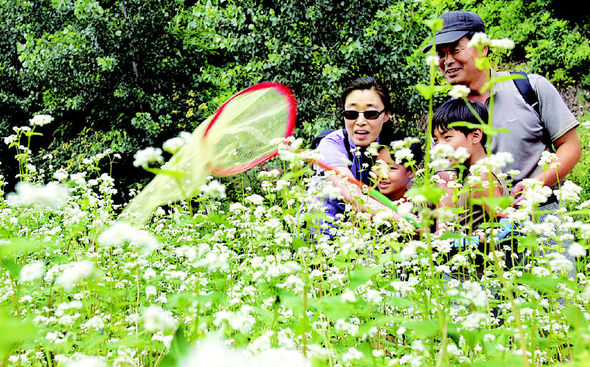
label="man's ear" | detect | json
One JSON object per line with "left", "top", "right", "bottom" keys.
{"left": 482, "top": 45, "right": 489, "bottom": 57}
{"left": 470, "top": 129, "right": 483, "bottom": 144}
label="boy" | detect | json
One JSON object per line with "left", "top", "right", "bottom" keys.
{"left": 431, "top": 99, "right": 509, "bottom": 234}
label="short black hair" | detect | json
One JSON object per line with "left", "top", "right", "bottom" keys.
{"left": 378, "top": 126, "right": 424, "bottom": 167}
{"left": 432, "top": 98, "right": 488, "bottom": 146}
{"left": 341, "top": 76, "right": 392, "bottom": 113}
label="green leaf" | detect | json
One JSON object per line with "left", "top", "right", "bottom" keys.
{"left": 472, "top": 196, "right": 513, "bottom": 211}
{"left": 159, "top": 327, "right": 190, "bottom": 367}
{"left": 425, "top": 18, "right": 444, "bottom": 31}
{"left": 403, "top": 319, "right": 440, "bottom": 339}
{"left": 415, "top": 84, "right": 446, "bottom": 100}
{"left": 461, "top": 328, "right": 481, "bottom": 349}
{"left": 517, "top": 236, "right": 539, "bottom": 252}
{"left": 0, "top": 238, "right": 48, "bottom": 257}
{"left": 348, "top": 266, "right": 384, "bottom": 290}
{"left": 408, "top": 183, "right": 444, "bottom": 206}
{"left": 314, "top": 295, "right": 355, "bottom": 321}
{"left": 515, "top": 273, "right": 561, "bottom": 292}
{"left": 0, "top": 258, "right": 21, "bottom": 277}
{"left": 472, "top": 357, "right": 524, "bottom": 367}
{"left": 448, "top": 121, "right": 510, "bottom": 136}
{"left": 562, "top": 306, "right": 588, "bottom": 330}
{"left": 0, "top": 307, "right": 37, "bottom": 359}
{"left": 480, "top": 74, "right": 523, "bottom": 93}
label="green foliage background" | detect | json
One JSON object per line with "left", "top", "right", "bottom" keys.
{"left": 0, "top": 0, "right": 588, "bottom": 200}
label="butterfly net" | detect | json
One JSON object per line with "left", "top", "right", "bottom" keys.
{"left": 121, "top": 84, "right": 294, "bottom": 225}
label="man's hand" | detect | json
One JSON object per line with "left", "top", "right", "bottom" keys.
{"left": 511, "top": 180, "right": 526, "bottom": 206}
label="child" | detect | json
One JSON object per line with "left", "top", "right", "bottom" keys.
{"left": 431, "top": 99, "right": 509, "bottom": 234}
{"left": 374, "top": 136, "right": 423, "bottom": 203}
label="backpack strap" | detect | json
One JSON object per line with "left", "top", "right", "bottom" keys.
{"left": 343, "top": 129, "right": 372, "bottom": 185}
{"left": 511, "top": 71, "right": 540, "bottom": 116}
{"left": 342, "top": 129, "right": 353, "bottom": 163}
{"left": 511, "top": 71, "right": 552, "bottom": 150}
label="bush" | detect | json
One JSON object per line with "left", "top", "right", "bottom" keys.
{"left": 0, "top": 0, "right": 589, "bottom": 199}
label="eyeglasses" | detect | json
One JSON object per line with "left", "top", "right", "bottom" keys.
{"left": 342, "top": 109, "right": 386, "bottom": 120}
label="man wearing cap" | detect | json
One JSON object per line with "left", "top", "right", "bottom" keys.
{"left": 424, "top": 10, "right": 581, "bottom": 205}
{"left": 424, "top": 10, "right": 581, "bottom": 277}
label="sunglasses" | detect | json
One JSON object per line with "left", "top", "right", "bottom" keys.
{"left": 342, "top": 109, "right": 386, "bottom": 120}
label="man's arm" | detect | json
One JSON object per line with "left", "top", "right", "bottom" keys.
{"left": 512, "top": 127, "right": 581, "bottom": 199}
{"left": 536, "top": 128, "right": 582, "bottom": 187}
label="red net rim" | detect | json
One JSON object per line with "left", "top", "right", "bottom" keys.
{"left": 204, "top": 82, "right": 297, "bottom": 176}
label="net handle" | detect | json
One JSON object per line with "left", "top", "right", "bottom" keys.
{"left": 312, "top": 159, "right": 422, "bottom": 229}
{"left": 204, "top": 82, "right": 297, "bottom": 176}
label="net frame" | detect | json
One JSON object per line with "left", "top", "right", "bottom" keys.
{"left": 204, "top": 82, "right": 297, "bottom": 176}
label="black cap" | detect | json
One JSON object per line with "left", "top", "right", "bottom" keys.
{"left": 423, "top": 11, "right": 485, "bottom": 52}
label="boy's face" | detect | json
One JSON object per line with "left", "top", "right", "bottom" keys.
{"left": 433, "top": 128, "right": 474, "bottom": 151}
{"left": 375, "top": 149, "right": 414, "bottom": 200}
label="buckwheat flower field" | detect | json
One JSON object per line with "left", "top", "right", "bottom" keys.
{"left": 1, "top": 126, "right": 590, "bottom": 367}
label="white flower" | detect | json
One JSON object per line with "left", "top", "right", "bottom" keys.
{"left": 254, "top": 348, "right": 311, "bottom": 367}
{"left": 214, "top": 306, "right": 256, "bottom": 334}
{"left": 97, "top": 221, "right": 160, "bottom": 255}
{"left": 538, "top": 151, "right": 558, "bottom": 169}
{"left": 554, "top": 180, "right": 582, "bottom": 203}
{"left": 162, "top": 134, "right": 189, "bottom": 154}
{"left": 29, "top": 114, "right": 54, "bottom": 127}
{"left": 146, "top": 286, "right": 157, "bottom": 298}
{"left": 133, "top": 147, "right": 164, "bottom": 168}
{"left": 546, "top": 252, "right": 573, "bottom": 275}
{"left": 319, "top": 181, "right": 343, "bottom": 200}
{"left": 63, "top": 354, "right": 107, "bottom": 367}
{"left": 142, "top": 306, "right": 177, "bottom": 332}
{"left": 342, "top": 347, "right": 363, "bottom": 363}
{"left": 490, "top": 38, "right": 515, "bottom": 50}
{"left": 55, "top": 261, "right": 95, "bottom": 290}
{"left": 373, "top": 209, "right": 395, "bottom": 227}
{"left": 425, "top": 55, "right": 440, "bottom": 67}
{"left": 200, "top": 180, "right": 226, "bottom": 199}
{"left": 517, "top": 179, "right": 552, "bottom": 208}
{"left": 180, "top": 336, "right": 245, "bottom": 366}
{"left": 6, "top": 181, "right": 70, "bottom": 210}
{"left": 567, "top": 243, "right": 586, "bottom": 258}
{"left": 245, "top": 194, "right": 264, "bottom": 206}
{"left": 53, "top": 168, "right": 69, "bottom": 181}
{"left": 366, "top": 142, "right": 380, "bottom": 156}
{"left": 82, "top": 316, "right": 105, "bottom": 331}
{"left": 467, "top": 32, "right": 490, "bottom": 49}
{"left": 470, "top": 152, "right": 514, "bottom": 174}
{"left": 143, "top": 268, "right": 156, "bottom": 280}
{"left": 182, "top": 335, "right": 310, "bottom": 367}
{"left": 429, "top": 157, "right": 451, "bottom": 171}
{"left": 340, "top": 289, "right": 356, "bottom": 303}
{"left": 448, "top": 85, "right": 471, "bottom": 99}
{"left": 394, "top": 148, "right": 414, "bottom": 165}
{"left": 4, "top": 134, "right": 17, "bottom": 146}
{"left": 19, "top": 261, "right": 46, "bottom": 283}
{"left": 462, "top": 312, "right": 488, "bottom": 330}
{"left": 461, "top": 281, "right": 487, "bottom": 307}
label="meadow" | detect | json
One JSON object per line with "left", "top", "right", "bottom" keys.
{"left": 2, "top": 12, "right": 590, "bottom": 367}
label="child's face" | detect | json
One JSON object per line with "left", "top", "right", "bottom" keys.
{"left": 375, "top": 149, "right": 414, "bottom": 200}
{"left": 432, "top": 128, "right": 472, "bottom": 151}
